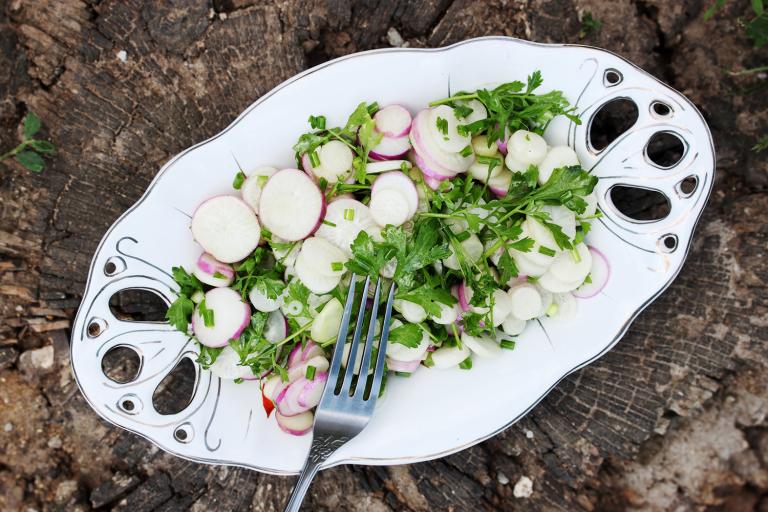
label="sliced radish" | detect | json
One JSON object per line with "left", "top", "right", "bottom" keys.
{"left": 429, "top": 105, "right": 472, "bottom": 153}
{"left": 297, "top": 371, "right": 327, "bottom": 408}
{"left": 386, "top": 357, "right": 421, "bottom": 373}
{"left": 468, "top": 159, "right": 503, "bottom": 181}
{"left": 370, "top": 135, "right": 412, "bottom": 161}
{"left": 548, "top": 243, "right": 592, "bottom": 284}
{"left": 209, "top": 345, "right": 255, "bottom": 380}
{"left": 192, "top": 288, "right": 250, "bottom": 348}
{"left": 431, "top": 344, "right": 471, "bottom": 369}
{"left": 501, "top": 315, "right": 526, "bottom": 336}
{"left": 249, "top": 284, "right": 283, "bottom": 313}
{"left": 455, "top": 99, "right": 488, "bottom": 124}
{"left": 582, "top": 192, "right": 598, "bottom": 218}
{"left": 504, "top": 152, "right": 528, "bottom": 173}
{"left": 510, "top": 250, "right": 549, "bottom": 277}
{"left": 430, "top": 302, "right": 459, "bottom": 325}
{"left": 507, "top": 284, "right": 542, "bottom": 321}
{"left": 288, "top": 355, "right": 329, "bottom": 383}
{"left": 471, "top": 135, "right": 498, "bottom": 157}
{"left": 193, "top": 253, "right": 234, "bottom": 287}
{"left": 538, "top": 145, "right": 579, "bottom": 185}
{"left": 393, "top": 299, "right": 428, "bottom": 323}
{"left": 370, "top": 188, "right": 411, "bottom": 227}
{"left": 262, "top": 374, "right": 285, "bottom": 401}
{"left": 341, "top": 342, "right": 373, "bottom": 375}
{"left": 297, "top": 237, "right": 348, "bottom": 278}
{"left": 240, "top": 167, "right": 277, "bottom": 212}
{"left": 303, "top": 141, "right": 354, "bottom": 184}
{"left": 461, "top": 332, "right": 501, "bottom": 358}
{"left": 573, "top": 246, "right": 610, "bottom": 298}
{"left": 455, "top": 283, "right": 470, "bottom": 312}
{"left": 310, "top": 297, "right": 343, "bottom": 343}
{"left": 287, "top": 343, "right": 304, "bottom": 368}
{"left": 276, "top": 410, "right": 314, "bottom": 436}
{"left": 410, "top": 109, "right": 472, "bottom": 174}
{"left": 537, "top": 272, "right": 584, "bottom": 293}
{"left": 374, "top": 104, "right": 412, "bottom": 138}
{"left": 488, "top": 288, "right": 514, "bottom": 327}
{"left": 488, "top": 169, "right": 513, "bottom": 197}
{"left": 315, "top": 198, "right": 380, "bottom": 256}
{"left": 294, "top": 258, "right": 342, "bottom": 294}
{"left": 372, "top": 171, "right": 419, "bottom": 218}
{"left": 524, "top": 217, "right": 562, "bottom": 266}
{"left": 387, "top": 327, "right": 429, "bottom": 362}
{"left": 259, "top": 169, "right": 325, "bottom": 241}
{"left": 270, "top": 235, "right": 300, "bottom": 269}
{"left": 552, "top": 292, "right": 578, "bottom": 319}
{"left": 366, "top": 160, "right": 412, "bottom": 174}
{"left": 275, "top": 384, "right": 301, "bottom": 416}
{"left": 263, "top": 310, "right": 288, "bottom": 343}
{"left": 507, "top": 130, "right": 547, "bottom": 165}
{"left": 541, "top": 205, "right": 577, "bottom": 240}
{"left": 536, "top": 285, "right": 554, "bottom": 317}
{"left": 191, "top": 196, "right": 261, "bottom": 263}
{"left": 301, "top": 341, "right": 325, "bottom": 362}
{"left": 443, "top": 234, "right": 484, "bottom": 270}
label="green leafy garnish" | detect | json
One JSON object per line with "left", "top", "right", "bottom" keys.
{"left": 0, "top": 112, "right": 56, "bottom": 173}
{"left": 388, "top": 323, "right": 423, "bottom": 348}
{"left": 232, "top": 171, "right": 246, "bottom": 189}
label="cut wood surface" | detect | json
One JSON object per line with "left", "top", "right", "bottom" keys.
{"left": 0, "top": 0, "right": 767, "bottom": 510}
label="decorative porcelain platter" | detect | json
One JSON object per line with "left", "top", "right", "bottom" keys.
{"left": 71, "top": 37, "right": 714, "bottom": 474}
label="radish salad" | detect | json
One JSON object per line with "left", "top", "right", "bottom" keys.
{"left": 166, "top": 71, "right": 608, "bottom": 436}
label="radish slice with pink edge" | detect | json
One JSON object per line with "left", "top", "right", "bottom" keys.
{"left": 488, "top": 169, "right": 513, "bottom": 197}
{"left": 468, "top": 159, "right": 503, "bottom": 181}
{"left": 301, "top": 141, "right": 354, "bottom": 183}
{"left": 209, "top": 345, "right": 256, "bottom": 380}
{"left": 296, "top": 371, "right": 328, "bottom": 408}
{"left": 411, "top": 148, "right": 458, "bottom": 181}
{"left": 370, "top": 188, "right": 410, "bottom": 227}
{"left": 276, "top": 410, "right": 314, "bottom": 436}
{"left": 365, "top": 160, "right": 412, "bottom": 174}
{"left": 552, "top": 292, "right": 578, "bottom": 319}
{"left": 430, "top": 302, "right": 459, "bottom": 325}
{"left": 455, "top": 99, "right": 488, "bottom": 124}
{"left": 193, "top": 253, "right": 234, "bottom": 287}
{"left": 471, "top": 135, "right": 498, "bottom": 158}
{"left": 370, "top": 135, "right": 412, "bottom": 161}
{"left": 372, "top": 171, "right": 418, "bottom": 217}
{"left": 286, "top": 343, "right": 304, "bottom": 368}
{"left": 409, "top": 109, "right": 472, "bottom": 174}
{"left": 430, "top": 344, "right": 470, "bottom": 369}
{"left": 548, "top": 243, "right": 592, "bottom": 284}
{"left": 573, "top": 246, "right": 610, "bottom": 298}
{"left": 191, "top": 196, "right": 261, "bottom": 263}
{"left": 537, "top": 271, "right": 584, "bottom": 293}
{"left": 315, "top": 198, "right": 380, "bottom": 256}
{"left": 248, "top": 284, "right": 283, "bottom": 312}
{"left": 294, "top": 257, "right": 341, "bottom": 294}
{"left": 374, "top": 104, "right": 412, "bottom": 138}
{"left": 297, "top": 237, "right": 348, "bottom": 278}
{"left": 258, "top": 169, "right": 325, "bottom": 241}
{"left": 240, "top": 167, "right": 277, "bottom": 212}
{"left": 262, "top": 374, "right": 285, "bottom": 401}
{"left": 386, "top": 324, "right": 429, "bottom": 362}
{"left": 301, "top": 340, "right": 325, "bottom": 362}
{"left": 488, "top": 288, "right": 514, "bottom": 327}
{"left": 287, "top": 355, "right": 329, "bottom": 383}
{"left": 192, "top": 288, "right": 250, "bottom": 348}
{"left": 386, "top": 357, "right": 421, "bottom": 373}
{"left": 538, "top": 146, "right": 579, "bottom": 185}
{"left": 461, "top": 332, "right": 502, "bottom": 358}
{"left": 393, "top": 299, "right": 427, "bottom": 323}
{"left": 275, "top": 384, "right": 301, "bottom": 416}
{"left": 263, "top": 310, "right": 288, "bottom": 344}
{"left": 506, "top": 284, "right": 543, "bottom": 321}
{"left": 429, "top": 105, "right": 472, "bottom": 153}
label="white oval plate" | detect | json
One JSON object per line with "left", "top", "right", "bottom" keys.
{"left": 71, "top": 37, "right": 714, "bottom": 474}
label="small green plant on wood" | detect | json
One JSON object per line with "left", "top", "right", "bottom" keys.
{"left": 579, "top": 12, "right": 602, "bottom": 39}
{"left": 0, "top": 112, "right": 56, "bottom": 172}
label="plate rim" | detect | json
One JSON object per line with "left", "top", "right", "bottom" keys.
{"left": 70, "top": 35, "right": 716, "bottom": 474}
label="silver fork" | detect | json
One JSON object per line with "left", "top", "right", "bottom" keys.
{"left": 283, "top": 275, "right": 395, "bottom": 512}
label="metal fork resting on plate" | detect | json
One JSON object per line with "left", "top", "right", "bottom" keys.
{"left": 283, "top": 275, "right": 395, "bottom": 512}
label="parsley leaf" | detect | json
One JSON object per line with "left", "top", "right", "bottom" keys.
{"left": 388, "top": 323, "right": 423, "bottom": 348}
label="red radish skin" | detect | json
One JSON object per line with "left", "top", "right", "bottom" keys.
{"left": 412, "top": 152, "right": 454, "bottom": 182}
{"left": 457, "top": 282, "right": 471, "bottom": 312}
{"left": 409, "top": 109, "right": 472, "bottom": 174}
{"left": 275, "top": 385, "right": 299, "bottom": 416}
{"left": 386, "top": 358, "right": 421, "bottom": 373}
{"left": 573, "top": 246, "right": 611, "bottom": 298}
{"left": 276, "top": 411, "right": 313, "bottom": 436}
{"left": 194, "top": 253, "right": 234, "bottom": 287}
{"left": 410, "top": 116, "right": 463, "bottom": 176}
{"left": 287, "top": 344, "right": 303, "bottom": 368}
{"left": 301, "top": 341, "right": 325, "bottom": 362}
{"left": 369, "top": 135, "right": 412, "bottom": 161}
{"left": 297, "top": 372, "right": 328, "bottom": 408}
{"left": 374, "top": 104, "right": 412, "bottom": 138}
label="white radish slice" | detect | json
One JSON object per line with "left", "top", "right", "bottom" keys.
{"left": 191, "top": 196, "right": 261, "bottom": 263}
{"left": 370, "top": 188, "right": 410, "bottom": 227}
{"left": 455, "top": 99, "right": 488, "bottom": 124}
{"left": 276, "top": 410, "right": 314, "bottom": 436}
{"left": 488, "top": 169, "right": 513, "bottom": 197}
{"left": 511, "top": 250, "right": 549, "bottom": 277}
{"left": 573, "top": 246, "right": 610, "bottom": 298}
{"left": 263, "top": 310, "right": 288, "bottom": 344}
{"left": 393, "top": 299, "right": 427, "bottom": 323}
{"left": 209, "top": 345, "right": 255, "bottom": 380}
{"left": 370, "top": 134, "right": 412, "bottom": 160}
{"left": 294, "top": 252, "right": 342, "bottom": 294}
{"left": 191, "top": 290, "right": 205, "bottom": 304}
{"left": 319, "top": 140, "right": 354, "bottom": 178}
{"left": 262, "top": 374, "right": 285, "bottom": 401}
{"left": 536, "top": 286, "right": 554, "bottom": 317}
{"left": 249, "top": 284, "right": 283, "bottom": 312}
{"left": 552, "top": 292, "right": 578, "bottom": 319}
{"left": 471, "top": 135, "right": 498, "bottom": 157}
{"left": 288, "top": 355, "right": 329, "bottom": 383}
{"left": 524, "top": 218, "right": 561, "bottom": 266}
{"left": 461, "top": 332, "right": 501, "bottom": 358}
{"left": 387, "top": 328, "right": 430, "bottom": 363}
{"left": 443, "top": 234, "right": 484, "bottom": 270}
{"left": 372, "top": 171, "right": 418, "bottom": 218}
{"left": 366, "top": 160, "right": 412, "bottom": 174}
{"left": 549, "top": 243, "right": 592, "bottom": 284}
{"left": 429, "top": 105, "right": 472, "bottom": 153}
{"left": 315, "top": 198, "right": 379, "bottom": 256}
{"left": 310, "top": 297, "right": 343, "bottom": 343}
{"left": 410, "top": 109, "right": 472, "bottom": 174}
{"left": 275, "top": 384, "right": 301, "bottom": 416}
{"left": 489, "top": 288, "right": 514, "bottom": 327}
{"left": 271, "top": 235, "right": 300, "bottom": 268}
{"left": 582, "top": 192, "right": 598, "bottom": 218}
{"left": 287, "top": 343, "right": 304, "bottom": 368}
{"left": 297, "top": 237, "right": 348, "bottom": 278}
{"left": 192, "top": 288, "right": 250, "bottom": 348}
{"left": 468, "top": 159, "right": 504, "bottom": 181}
{"left": 507, "top": 130, "right": 548, "bottom": 165}
{"left": 504, "top": 152, "right": 528, "bottom": 173}
{"left": 541, "top": 205, "right": 577, "bottom": 241}
{"left": 374, "top": 104, "right": 412, "bottom": 137}
{"left": 193, "top": 253, "right": 234, "bottom": 287}
{"left": 537, "top": 271, "right": 584, "bottom": 293}
{"left": 240, "top": 167, "right": 277, "bottom": 212}
{"left": 386, "top": 357, "right": 421, "bottom": 373}
{"left": 431, "top": 344, "right": 471, "bottom": 369}
{"left": 341, "top": 342, "right": 373, "bottom": 375}
{"left": 538, "top": 145, "right": 579, "bottom": 185}
{"left": 507, "top": 284, "right": 543, "bottom": 321}
{"left": 501, "top": 316, "right": 526, "bottom": 336}
{"left": 430, "top": 302, "right": 459, "bottom": 325}
{"left": 259, "top": 169, "right": 325, "bottom": 241}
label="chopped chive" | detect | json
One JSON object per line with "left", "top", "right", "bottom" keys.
{"left": 305, "top": 365, "right": 316, "bottom": 380}
{"left": 212, "top": 271, "right": 226, "bottom": 279}
{"left": 500, "top": 339, "right": 516, "bottom": 350}
{"left": 331, "top": 261, "right": 343, "bottom": 272}
{"left": 460, "top": 145, "right": 473, "bottom": 157}
{"left": 234, "top": 377, "right": 244, "bottom": 384}
{"left": 318, "top": 177, "right": 328, "bottom": 191}
{"left": 322, "top": 220, "right": 337, "bottom": 227}
{"left": 546, "top": 303, "right": 559, "bottom": 316}
{"left": 571, "top": 248, "right": 582, "bottom": 263}
{"left": 366, "top": 102, "right": 379, "bottom": 115}
{"left": 256, "top": 175, "right": 269, "bottom": 186}
{"left": 583, "top": 273, "right": 593, "bottom": 284}
{"left": 526, "top": 276, "right": 539, "bottom": 284}
{"left": 394, "top": 371, "right": 413, "bottom": 377}
{"left": 309, "top": 150, "right": 321, "bottom": 167}
{"left": 232, "top": 171, "right": 246, "bottom": 190}
{"left": 199, "top": 299, "right": 215, "bottom": 327}
{"left": 436, "top": 116, "right": 448, "bottom": 135}
{"left": 454, "top": 230, "right": 471, "bottom": 243}
{"left": 343, "top": 208, "right": 355, "bottom": 221}
{"left": 458, "top": 356, "right": 473, "bottom": 370}
{"left": 538, "top": 246, "right": 556, "bottom": 257}
{"left": 308, "top": 115, "right": 326, "bottom": 130}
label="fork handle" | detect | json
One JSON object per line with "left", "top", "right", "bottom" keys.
{"left": 283, "top": 433, "right": 349, "bottom": 512}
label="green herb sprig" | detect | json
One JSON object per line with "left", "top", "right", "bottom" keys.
{"left": 0, "top": 112, "right": 56, "bottom": 173}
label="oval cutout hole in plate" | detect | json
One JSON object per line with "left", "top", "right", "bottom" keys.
{"left": 153, "top": 357, "right": 197, "bottom": 415}
{"left": 604, "top": 69, "right": 623, "bottom": 86}
{"left": 109, "top": 289, "right": 168, "bottom": 322}
{"left": 609, "top": 185, "right": 670, "bottom": 222}
{"left": 678, "top": 176, "right": 697, "bottom": 196}
{"left": 102, "top": 346, "right": 142, "bottom": 384}
{"left": 646, "top": 132, "right": 685, "bottom": 168}
{"left": 589, "top": 98, "right": 639, "bottom": 152}
{"left": 651, "top": 101, "right": 672, "bottom": 118}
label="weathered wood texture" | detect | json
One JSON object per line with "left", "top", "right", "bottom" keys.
{"left": 0, "top": 0, "right": 766, "bottom": 510}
